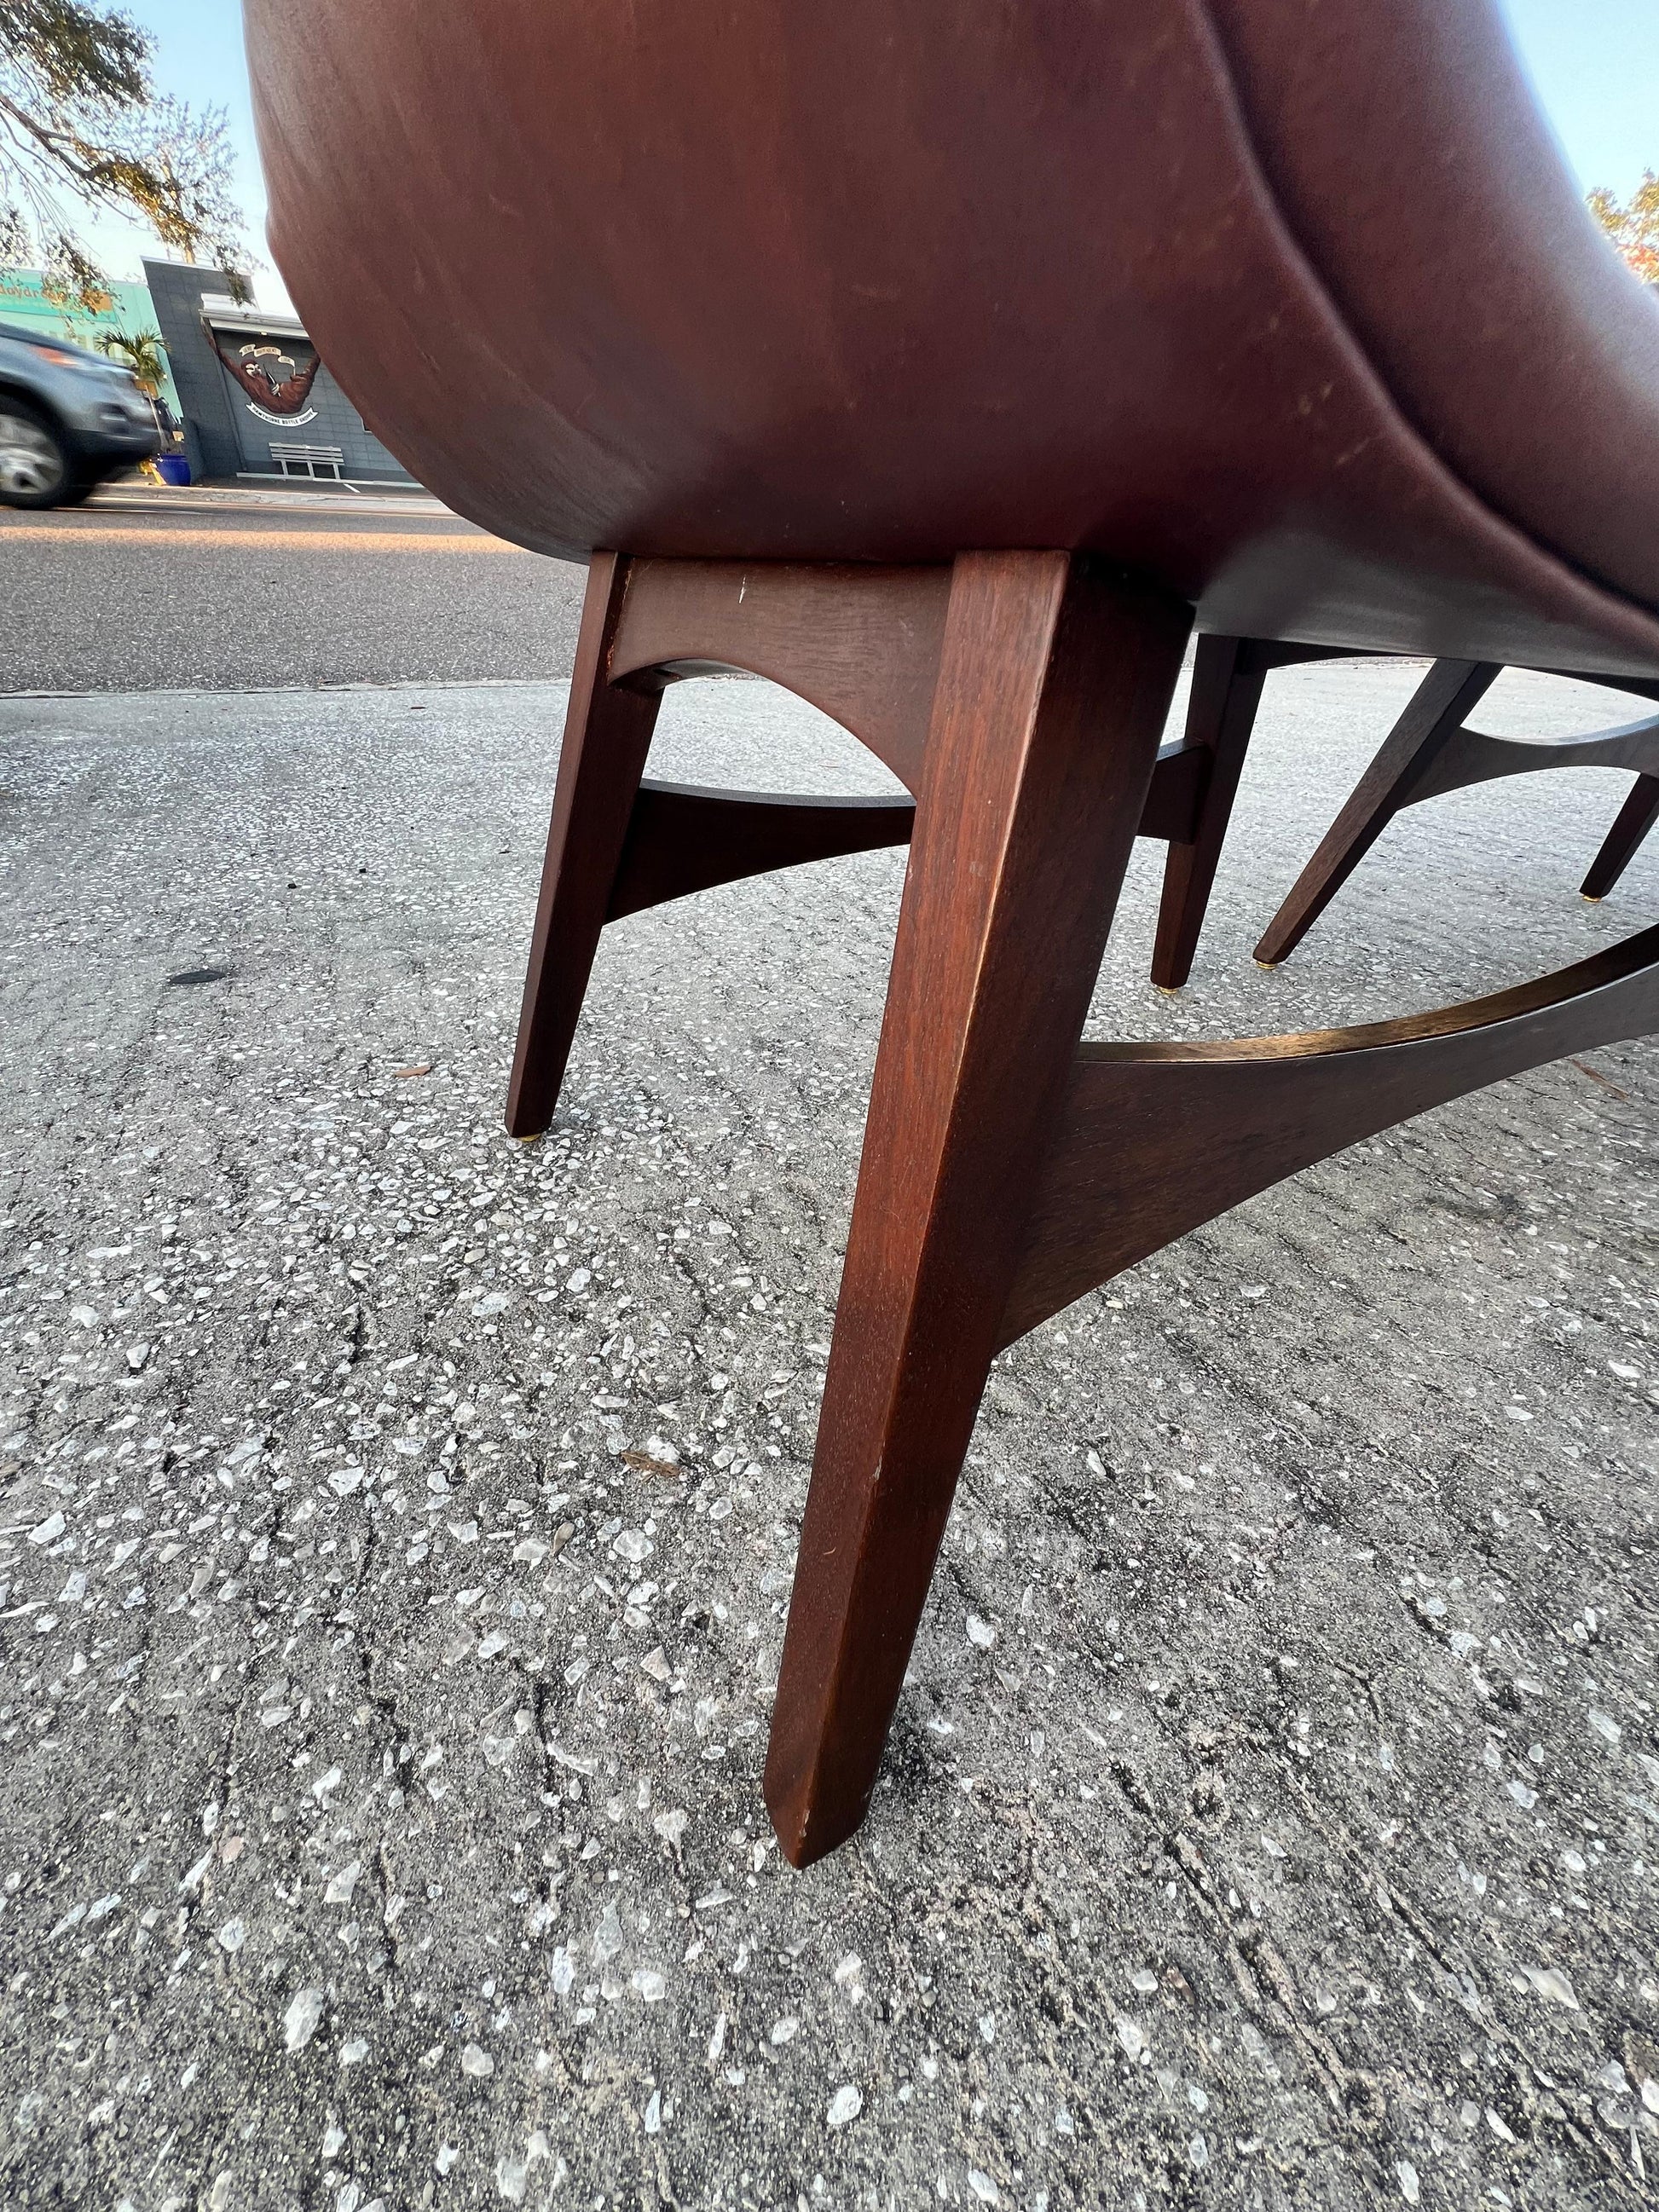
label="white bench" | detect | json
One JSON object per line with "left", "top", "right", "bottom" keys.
{"left": 269, "top": 442, "right": 345, "bottom": 481}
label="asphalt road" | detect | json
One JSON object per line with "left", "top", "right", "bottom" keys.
{"left": 0, "top": 489, "right": 588, "bottom": 693}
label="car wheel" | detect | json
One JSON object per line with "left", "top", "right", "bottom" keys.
{"left": 0, "top": 401, "right": 72, "bottom": 508}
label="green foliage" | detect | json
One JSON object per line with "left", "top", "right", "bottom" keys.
{"left": 0, "top": 0, "right": 248, "bottom": 303}
{"left": 95, "top": 321, "right": 165, "bottom": 392}
{"left": 1587, "top": 172, "right": 1659, "bottom": 284}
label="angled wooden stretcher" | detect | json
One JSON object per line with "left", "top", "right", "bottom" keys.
{"left": 1251, "top": 657, "right": 1659, "bottom": 965}
{"left": 1145, "top": 643, "right": 1659, "bottom": 988}
{"left": 246, "top": 0, "right": 1659, "bottom": 1866}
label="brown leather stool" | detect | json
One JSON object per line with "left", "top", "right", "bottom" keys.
{"left": 246, "top": 0, "right": 1659, "bottom": 1864}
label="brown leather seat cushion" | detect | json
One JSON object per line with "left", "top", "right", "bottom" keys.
{"left": 246, "top": 0, "right": 1659, "bottom": 678}
{"left": 1211, "top": 0, "right": 1659, "bottom": 624}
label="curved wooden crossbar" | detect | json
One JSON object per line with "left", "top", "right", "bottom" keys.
{"left": 600, "top": 739, "right": 1219, "bottom": 925}
{"left": 999, "top": 923, "right": 1659, "bottom": 1346}
{"left": 1573, "top": 672, "right": 1659, "bottom": 706}
{"left": 509, "top": 553, "right": 1238, "bottom": 1136}
{"left": 1403, "top": 707, "right": 1659, "bottom": 806}
{"left": 1257, "top": 657, "right": 1659, "bottom": 964}
{"left": 609, "top": 558, "right": 951, "bottom": 793}
{"left": 607, "top": 783, "right": 917, "bottom": 918}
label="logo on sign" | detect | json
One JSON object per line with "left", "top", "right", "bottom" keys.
{"left": 206, "top": 329, "right": 324, "bottom": 418}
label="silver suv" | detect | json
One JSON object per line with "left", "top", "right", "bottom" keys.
{"left": 0, "top": 320, "right": 163, "bottom": 507}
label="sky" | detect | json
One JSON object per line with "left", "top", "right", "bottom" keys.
{"left": 66, "top": 0, "right": 1659, "bottom": 321}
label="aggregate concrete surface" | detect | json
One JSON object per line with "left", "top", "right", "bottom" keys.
{"left": 0, "top": 661, "right": 1655, "bottom": 2212}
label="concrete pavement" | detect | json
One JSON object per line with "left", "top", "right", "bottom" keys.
{"left": 0, "top": 660, "right": 1655, "bottom": 2208}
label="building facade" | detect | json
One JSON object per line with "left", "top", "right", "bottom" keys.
{"left": 142, "top": 259, "right": 416, "bottom": 487}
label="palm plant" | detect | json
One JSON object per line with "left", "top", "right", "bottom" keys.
{"left": 96, "top": 327, "right": 168, "bottom": 397}
{"left": 96, "top": 326, "right": 175, "bottom": 476}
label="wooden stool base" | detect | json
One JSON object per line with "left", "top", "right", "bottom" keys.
{"left": 505, "top": 555, "right": 1659, "bottom": 1866}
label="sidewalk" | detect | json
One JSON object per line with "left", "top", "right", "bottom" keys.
{"left": 0, "top": 662, "right": 1654, "bottom": 2209}
{"left": 90, "top": 477, "right": 455, "bottom": 522}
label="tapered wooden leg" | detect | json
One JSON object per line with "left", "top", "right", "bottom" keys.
{"left": 506, "top": 553, "right": 660, "bottom": 1138}
{"left": 1149, "top": 635, "right": 1263, "bottom": 989}
{"left": 1581, "top": 773, "right": 1659, "bottom": 900}
{"left": 763, "top": 552, "right": 1191, "bottom": 1868}
{"left": 1253, "top": 658, "right": 1499, "bottom": 966}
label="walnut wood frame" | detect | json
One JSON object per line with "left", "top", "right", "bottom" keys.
{"left": 506, "top": 560, "right": 1258, "bottom": 1140}
{"left": 506, "top": 554, "right": 1659, "bottom": 1867}
{"left": 1254, "top": 657, "right": 1659, "bottom": 966}
{"left": 1148, "top": 636, "right": 1350, "bottom": 988}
